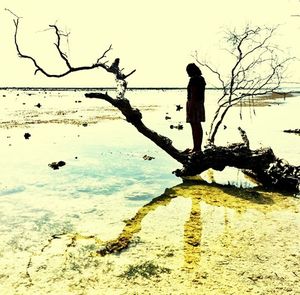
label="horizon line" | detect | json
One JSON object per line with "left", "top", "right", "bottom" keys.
{"left": 1, "top": 84, "right": 300, "bottom": 91}
{"left": 0, "top": 86, "right": 216, "bottom": 91}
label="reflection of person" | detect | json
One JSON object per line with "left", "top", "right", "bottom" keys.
{"left": 186, "top": 63, "right": 206, "bottom": 153}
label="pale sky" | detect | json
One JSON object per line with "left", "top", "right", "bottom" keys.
{"left": 0, "top": 0, "right": 300, "bottom": 87}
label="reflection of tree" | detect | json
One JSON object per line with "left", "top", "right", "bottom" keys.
{"left": 98, "top": 185, "right": 205, "bottom": 270}
{"left": 97, "top": 192, "right": 175, "bottom": 256}
{"left": 96, "top": 180, "right": 291, "bottom": 271}
{"left": 183, "top": 197, "right": 202, "bottom": 269}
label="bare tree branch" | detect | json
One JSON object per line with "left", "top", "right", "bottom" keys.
{"left": 193, "top": 52, "right": 227, "bottom": 92}
{"left": 49, "top": 24, "right": 72, "bottom": 69}
{"left": 85, "top": 91, "right": 188, "bottom": 163}
{"left": 5, "top": 8, "right": 20, "bottom": 19}
{"left": 96, "top": 44, "right": 112, "bottom": 63}
{"left": 7, "top": 11, "right": 136, "bottom": 98}
{"left": 195, "top": 25, "right": 293, "bottom": 144}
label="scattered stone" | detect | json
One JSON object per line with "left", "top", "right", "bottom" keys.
{"left": 49, "top": 163, "right": 59, "bottom": 170}
{"left": 176, "top": 104, "right": 183, "bottom": 111}
{"left": 57, "top": 161, "right": 66, "bottom": 167}
{"left": 24, "top": 133, "right": 31, "bottom": 139}
{"left": 35, "top": 103, "right": 42, "bottom": 108}
{"left": 82, "top": 123, "right": 88, "bottom": 127}
{"left": 165, "top": 115, "right": 171, "bottom": 120}
{"left": 170, "top": 124, "right": 183, "bottom": 130}
{"left": 48, "top": 161, "right": 66, "bottom": 170}
{"left": 75, "top": 100, "right": 82, "bottom": 103}
{"left": 143, "top": 155, "right": 155, "bottom": 161}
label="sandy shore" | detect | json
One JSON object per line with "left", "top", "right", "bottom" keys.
{"left": 1, "top": 180, "right": 299, "bottom": 294}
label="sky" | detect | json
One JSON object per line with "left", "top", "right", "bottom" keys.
{"left": 0, "top": 0, "right": 300, "bottom": 88}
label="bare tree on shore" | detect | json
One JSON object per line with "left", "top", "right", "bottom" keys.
{"left": 194, "top": 25, "right": 292, "bottom": 144}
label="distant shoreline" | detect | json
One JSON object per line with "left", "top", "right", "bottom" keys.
{"left": 0, "top": 87, "right": 188, "bottom": 91}
{"left": 1, "top": 86, "right": 300, "bottom": 92}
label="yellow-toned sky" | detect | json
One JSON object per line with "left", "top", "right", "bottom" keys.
{"left": 0, "top": 0, "right": 299, "bottom": 87}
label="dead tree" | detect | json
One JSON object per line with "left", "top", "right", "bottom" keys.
{"left": 6, "top": 9, "right": 135, "bottom": 98}
{"left": 194, "top": 25, "right": 293, "bottom": 144}
{"left": 8, "top": 13, "right": 300, "bottom": 193}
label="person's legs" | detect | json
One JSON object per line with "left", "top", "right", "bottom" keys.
{"left": 190, "top": 122, "right": 203, "bottom": 152}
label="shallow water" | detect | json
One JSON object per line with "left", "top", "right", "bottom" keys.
{"left": 0, "top": 88, "right": 299, "bottom": 294}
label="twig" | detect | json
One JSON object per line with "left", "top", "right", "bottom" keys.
{"left": 4, "top": 8, "right": 20, "bottom": 19}
{"left": 238, "top": 127, "right": 250, "bottom": 148}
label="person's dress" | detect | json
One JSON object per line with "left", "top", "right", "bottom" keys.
{"left": 186, "top": 75, "right": 206, "bottom": 123}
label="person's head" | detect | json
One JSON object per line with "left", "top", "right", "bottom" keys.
{"left": 186, "top": 63, "right": 202, "bottom": 77}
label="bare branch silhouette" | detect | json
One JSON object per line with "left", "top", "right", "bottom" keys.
{"left": 195, "top": 26, "right": 293, "bottom": 144}
{"left": 8, "top": 10, "right": 136, "bottom": 98}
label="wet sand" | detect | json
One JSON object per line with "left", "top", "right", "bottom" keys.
{"left": 1, "top": 181, "right": 299, "bottom": 294}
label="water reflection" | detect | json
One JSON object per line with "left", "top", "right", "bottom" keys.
{"left": 183, "top": 196, "right": 202, "bottom": 269}
{"left": 99, "top": 178, "right": 297, "bottom": 271}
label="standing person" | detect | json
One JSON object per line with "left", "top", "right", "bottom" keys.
{"left": 186, "top": 63, "right": 206, "bottom": 153}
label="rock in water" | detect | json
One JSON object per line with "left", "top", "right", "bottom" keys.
{"left": 24, "top": 133, "right": 31, "bottom": 139}
{"left": 57, "top": 161, "right": 66, "bottom": 167}
{"left": 170, "top": 124, "right": 183, "bottom": 130}
{"left": 176, "top": 105, "right": 183, "bottom": 111}
{"left": 48, "top": 161, "right": 66, "bottom": 170}
{"left": 143, "top": 155, "right": 155, "bottom": 161}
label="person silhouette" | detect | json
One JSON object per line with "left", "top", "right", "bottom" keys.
{"left": 186, "top": 63, "right": 206, "bottom": 153}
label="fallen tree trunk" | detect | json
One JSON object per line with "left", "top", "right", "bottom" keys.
{"left": 85, "top": 92, "right": 188, "bottom": 163}
{"left": 175, "top": 144, "right": 300, "bottom": 192}
{"left": 85, "top": 92, "right": 300, "bottom": 193}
